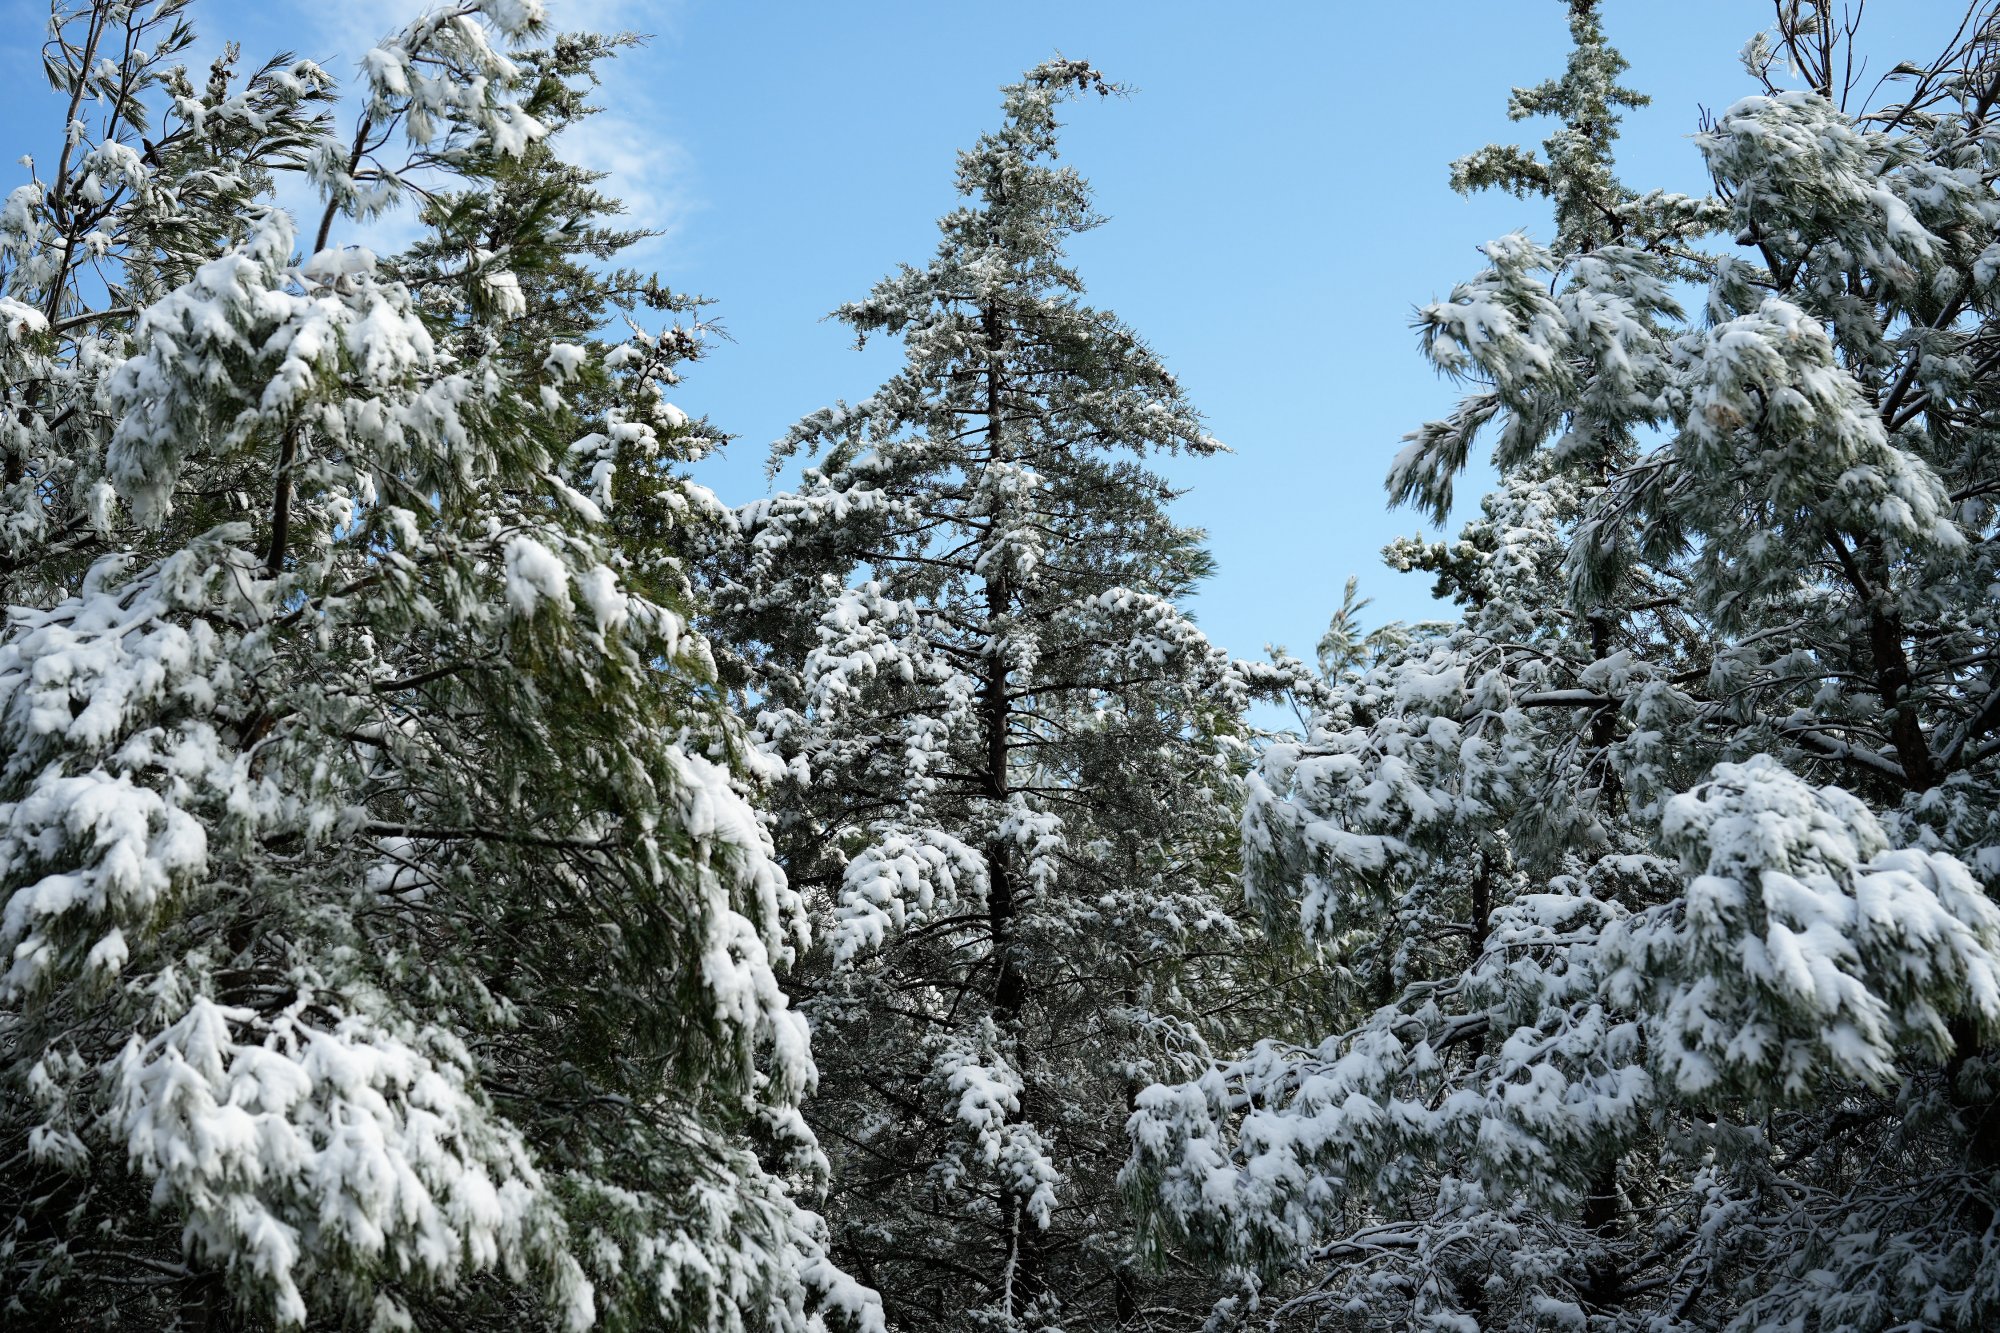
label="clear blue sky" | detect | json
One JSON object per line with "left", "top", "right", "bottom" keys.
{"left": 0, "top": 0, "right": 1968, "bottom": 663}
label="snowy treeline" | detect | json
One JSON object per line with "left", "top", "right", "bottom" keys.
{"left": 6, "top": 1, "right": 2000, "bottom": 1331}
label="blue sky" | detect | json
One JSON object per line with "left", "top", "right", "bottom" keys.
{"left": 0, "top": 0, "right": 1971, "bottom": 664}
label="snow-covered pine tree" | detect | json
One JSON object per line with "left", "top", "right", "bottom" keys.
{"left": 1128, "top": 3, "right": 2000, "bottom": 1329}
{"left": 717, "top": 60, "right": 1271, "bottom": 1333}
{"left": 0, "top": 3, "right": 877, "bottom": 1329}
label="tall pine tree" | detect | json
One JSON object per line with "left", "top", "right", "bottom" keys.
{"left": 718, "top": 60, "right": 1266, "bottom": 1333}
{"left": 1130, "top": 3, "right": 2000, "bottom": 1329}
{"left": 0, "top": 3, "right": 876, "bottom": 1329}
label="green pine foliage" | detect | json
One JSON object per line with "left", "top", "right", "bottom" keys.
{"left": 14, "top": 2, "right": 2000, "bottom": 1331}
{"left": 711, "top": 60, "right": 1287, "bottom": 1333}
{"left": 1128, "top": 3, "right": 2000, "bottom": 1330}
{"left": 0, "top": 3, "right": 874, "bottom": 1329}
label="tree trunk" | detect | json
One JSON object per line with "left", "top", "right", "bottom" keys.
{"left": 979, "top": 298, "right": 1037, "bottom": 1322}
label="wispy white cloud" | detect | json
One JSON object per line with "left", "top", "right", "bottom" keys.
{"left": 562, "top": 107, "right": 696, "bottom": 254}
{"left": 253, "top": 0, "right": 700, "bottom": 263}
{"left": 535, "top": 0, "right": 699, "bottom": 261}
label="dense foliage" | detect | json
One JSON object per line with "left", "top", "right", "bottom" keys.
{"left": 13, "top": 1, "right": 2000, "bottom": 1331}
{"left": 1128, "top": 2, "right": 2000, "bottom": 1330}
{"left": 0, "top": 3, "right": 874, "bottom": 1329}
{"left": 711, "top": 61, "right": 1289, "bottom": 1333}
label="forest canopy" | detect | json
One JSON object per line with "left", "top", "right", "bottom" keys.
{"left": 5, "top": 2, "right": 2000, "bottom": 1332}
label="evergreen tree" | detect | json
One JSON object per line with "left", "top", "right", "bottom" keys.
{"left": 1128, "top": 3, "right": 2000, "bottom": 1329}
{"left": 718, "top": 60, "right": 1270, "bottom": 1333}
{"left": 0, "top": 3, "right": 877, "bottom": 1329}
